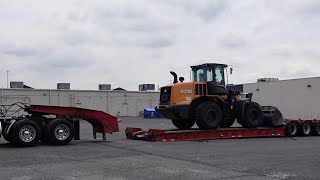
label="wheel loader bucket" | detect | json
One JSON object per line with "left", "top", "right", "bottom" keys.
{"left": 262, "top": 106, "right": 284, "bottom": 127}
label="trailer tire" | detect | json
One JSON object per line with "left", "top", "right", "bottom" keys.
{"left": 172, "top": 118, "right": 195, "bottom": 130}
{"left": 195, "top": 101, "right": 223, "bottom": 130}
{"left": 46, "top": 119, "right": 74, "bottom": 145}
{"left": 241, "top": 102, "right": 263, "bottom": 128}
{"left": 11, "top": 119, "right": 41, "bottom": 147}
{"left": 299, "top": 121, "right": 312, "bottom": 136}
{"left": 285, "top": 121, "right": 298, "bottom": 137}
{"left": 313, "top": 122, "right": 320, "bottom": 136}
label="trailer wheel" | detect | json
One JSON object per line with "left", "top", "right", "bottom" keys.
{"left": 313, "top": 122, "right": 320, "bottom": 136}
{"left": 299, "top": 121, "right": 312, "bottom": 136}
{"left": 195, "top": 101, "right": 223, "bottom": 130}
{"left": 11, "top": 119, "right": 41, "bottom": 147}
{"left": 242, "top": 102, "right": 263, "bottom": 128}
{"left": 46, "top": 119, "right": 74, "bottom": 145}
{"left": 285, "top": 121, "right": 298, "bottom": 137}
{"left": 172, "top": 118, "right": 195, "bottom": 130}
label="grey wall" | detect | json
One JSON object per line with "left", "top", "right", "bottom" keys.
{"left": 243, "top": 77, "right": 320, "bottom": 120}
{"left": 0, "top": 89, "right": 160, "bottom": 117}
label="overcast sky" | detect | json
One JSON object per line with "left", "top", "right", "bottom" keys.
{"left": 0, "top": 0, "right": 319, "bottom": 90}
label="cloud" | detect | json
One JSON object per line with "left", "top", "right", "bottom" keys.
{"left": 144, "top": 37, "right": 174, "bottom": 48}
{"left": 0, "top": 1, "right": 319, "bottom": 90}
{"left": 220, "top": 34, "right": 247, "bottom": 49}
{"left": 184, "top": 0, "right": 228, "bottom": 21}
{"left": 2, "top": 46, "right": 39, "bottom": 57}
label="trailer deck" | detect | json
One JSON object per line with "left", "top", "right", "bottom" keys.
{"left": 126, "top": 120, "right": 320, "bottom": 142}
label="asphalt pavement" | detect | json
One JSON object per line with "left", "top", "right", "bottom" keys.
{"left": 1, "top": 117, "right": 320, "bottom": 180}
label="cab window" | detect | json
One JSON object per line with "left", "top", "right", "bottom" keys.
{"left": 214, "top": 66, "right": 224, "bottom": 85}
{"left": 193, "top": 67, "right": 213, "bottom": 82}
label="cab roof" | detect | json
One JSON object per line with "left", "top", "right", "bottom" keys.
{"left": 190, "top": 63, "right": 228, "bottom": 69}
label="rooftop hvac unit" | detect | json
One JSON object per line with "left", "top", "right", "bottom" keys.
{"left": 10, "top": 81, "right": 24, "bottom": 88}
{"left": 257, "top": 78, "right": 279, "bottom": 82}
{"left": 139, "top": 84, "right": 155, "bottom": 91}
{"left": 99, "top": 84, "right": 111, "bottom": 90}
{"left": 57, "top": 83, "right": 70, "bottom": 90}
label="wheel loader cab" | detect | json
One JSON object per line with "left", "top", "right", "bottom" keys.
{"left": 191, "top": 63, "right": 228, "bottom": 96}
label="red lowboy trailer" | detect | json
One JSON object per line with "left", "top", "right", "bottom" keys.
{"left": 125, "top": 120, "right": 320, "bottom": 142}
{"left": 0, "top": 104, "right": 119, "bottom": 147}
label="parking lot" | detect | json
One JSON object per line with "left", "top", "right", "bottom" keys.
{"left": 1, "top": 117, "right": 320, "bottom": 180}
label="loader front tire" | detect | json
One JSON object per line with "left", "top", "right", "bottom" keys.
{"left": 172, "top": 118, "right": 195, "bottom": 130}
{"left": 220, "top": 118, "right": 235, "bottom": 128}
{"left": 195, "top": 101, "right": 223, "bottom": 130}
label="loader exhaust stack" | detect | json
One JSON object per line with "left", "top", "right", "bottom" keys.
{"left": 170, "top": 71, "right": 178, "bottom": 84}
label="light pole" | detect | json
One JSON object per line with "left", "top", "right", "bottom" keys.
{"left": 5, "top": 70, "right": 10, "bottom": 88}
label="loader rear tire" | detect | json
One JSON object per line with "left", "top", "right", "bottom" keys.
{"left": 195, "top": 101, "right": 223, "bottom": 130}
{"left": 286, "top": 121, "right": 298, "bottom": 137}
{"left": 235, "top": 100, "right": 246, "bottom": 127}
{"left": 313, "top": 122, "right": 320, "bottom": 136}
{"left": 172, "top": 119, "right": 195, "bottom": 130}
{"left": 241, "top": 102, "right": 263, "bottom": 128}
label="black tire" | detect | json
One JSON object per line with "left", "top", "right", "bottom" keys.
{"left": 241, "top": 102, "right": 263, "bottom": 128}
{"left": 235, "top": 100, "right": 246, "bottom": 127}
{"left": 313, "top": 122, "right": 320, "bottom": 136}
{"left": 172, "top": 119, "right": 195, "bottom": 130}
{"left": 299, "top": 121, "right": 312, "bottom": 136}
{"left": 195, "top": 101, "right": 223, "bottom": 130}
{"left": 40, "top": 136, "right": 50, "bottom": 143}
{"left": 220, "top": 118, "right": 235, "bottom": 128}
{"left": 1, "top": 123, "right": 14, "bottom": 143}
{"left": 286, "top": 121, "right": 298, "bottom": 137}
{"left": 46, "top": 119, "right": 74, "bottom": 145}
{"left": 11, "top": 119, "right": 41, "bottom": 147}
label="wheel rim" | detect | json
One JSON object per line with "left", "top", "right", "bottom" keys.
{"left": 289, "top": 124, "right": 297, "bottom": 135}
{"left": 54, "top": 124, "right": 70, "bottom": 140}
{"left": 303, "top": 124, "right": 310, "bottom": 134}
{"left": 19, "top": 125, "right": 36, "bottom": 143}
{"left": 207, "top": 110, "right": 217, "bottom": 123}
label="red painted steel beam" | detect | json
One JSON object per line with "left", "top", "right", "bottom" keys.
{"left": 125, "top": 127, "right": 286, "bottom": 142}
{"left": 26, "top": 105, "right": 119, "bottom": 134}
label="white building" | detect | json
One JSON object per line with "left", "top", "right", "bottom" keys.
{"left": 0, "top": 88, "right": 160, "bottom": 117}
{"left": 242, "top": 77, "right": 320, "bottom": 120}
{"left": 1, "top": 76, "right": 320, "bottom": 119}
